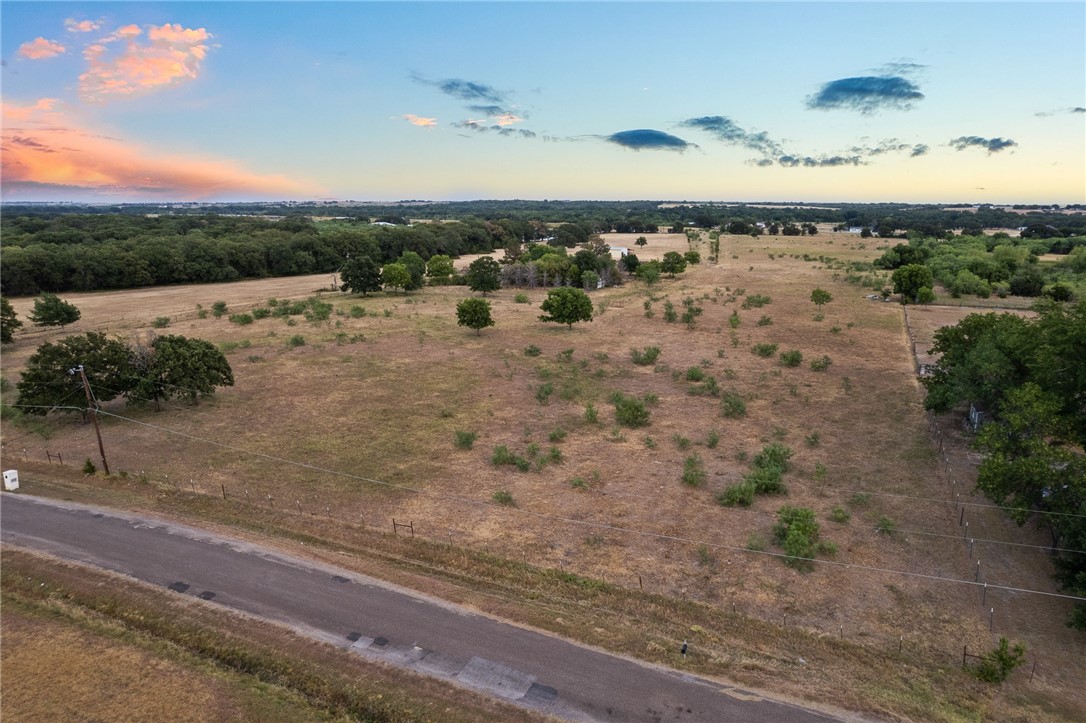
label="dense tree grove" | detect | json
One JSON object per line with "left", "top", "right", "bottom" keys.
{"left": 16, "top": 331, "right": 234, "bottom": 414}
{"left": 2, "top": 203, "right": 1083, "bottom": 297}
{"left": 923, "top": 301, "right": 1086, "bottom": 627}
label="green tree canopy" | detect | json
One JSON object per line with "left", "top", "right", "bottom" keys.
{"left": 425, "top": 254, "right": 456, "bottom": 285}
{"left": 810, "top": 288, "right": 833, "bottom": 307}
{"left": 465, "top": 256, "right": 502, "bottom": 295}
{"left": 381, "top": 263, "right": 412, "bottom": 293}
{"left": 16, "top": 332, "right": 134, "bottom": 414}
{"left": 660, "top": 251, "right": 687, "bottom": 276}
{"left": 455, "top": 297, "right": 494, "bottom": 335}
{"left": 397, "top": 250, "right": 426, "bottom": 291}
{"left": 539, "top": 287, "right": 593, "bottom": 330}
{"left": 29, "top": 293, "right": 80, "bottom": 327}
{"left": 339, "top": 256, "right": 382, "bottom": 296}
{"left": 1, "top": 298, "right": 22, "bottom": 343}
{"left": 891, "top": 264, "right": 933, "bottom": 303}
{"left": 129, "top": 334, "right": 234, "bottom": 407}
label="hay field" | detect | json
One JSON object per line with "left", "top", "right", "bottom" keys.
{"left": 3, "top": 230, "right": 1083, "bottom": 718}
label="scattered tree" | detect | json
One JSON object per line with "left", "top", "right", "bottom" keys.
{"left": 425, "top": 254, "right": 456, "bottom": 285}
{"left": 635, "top": 236, "right": 648, "bottom": 248}
{"left": 810, "top": 288, "right": 833, "bottom": 308}
{"left": 891, "top": 264, "right": 934, "bottom": 303}
{"left": 381, "top": 263, "right": 412, "bottom": 294}
{"left": 340, "top": 255, "right": 382, "bottom": 296}
{"left": 28, "top": 293, "right": 80, "bottom": 328}
{"left": 1, "top": 297, "right": 22, "bottom": 343}
{"left": 129, "top": 334, "right": 234, "bottom": 407}
{"left": 466, "top": 256, "right": 502, "bottom": 295}
{"left": 539, "top": 287, "right": 593, "bottom": 330}
{"left": 16, "top": 332, "right": 135, "bottom": 414}
{"left": 456, "top": 297, "right": 495, "bottom": 335}
{"left": 660, "top": 251, "right": 688, "bottom": 277}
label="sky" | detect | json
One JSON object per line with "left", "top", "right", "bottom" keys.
{"left": 2, "top": 2, "right": 1084, "bottom": 204}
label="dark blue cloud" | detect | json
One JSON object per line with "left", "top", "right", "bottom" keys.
{"left": 849, "top": 139, "right": 929, "bottom": 159}
{"left": 467, "top": 104, "right": 523, "bottom": 118}
{"left": 453, "top": 121, "right": 536, "bottom": 139}
{"left": 777, "top": 155, "right": 863, "bottom": 168}
{"left": 605, "top": 129, "right": 694, "bottom": 151}
{"left": 949, "top": 136, "right": 1017, "bottom": 153}
{"left": 678, "top": 116, "right": 782, "bottom": 156}
{"left": 807, "top": 75, "right": 924, "bottom": 113}
{"left": 411, "top": 72, "right": 506, "bottom": 103}
{"left": 1035, "top": 106, "right": 1086, "bottom": 117}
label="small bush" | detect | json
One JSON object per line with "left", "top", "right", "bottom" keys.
{"left": 875, "top": 516, "right": 896, "bottom": 536}
{"left": 779, "top": 350, "right": 803, "bottom": 367}
{"left": 349, "top": 305, "right": 365, "bottom": 318}
{"left": 685, "top": 366, "right": 706, "bottom": 382}
{"left": 729, "top": 310, "right": 741, "bottom": 328}
{"left": 286, "top": 334, "right": 306, "bottom": 348}
{"left": 558, "top": 348, "right": 574, "bottom": 362}
{"left": 741, "top": 294, "right": 772, "bottom": 309}
{"left": 810, "top": 355, "right": 832, "bottom": 371}
{"left": 514, "top": 293, "right": 530, "bottom": 303}
{"left": 211, "top": 301, "right": 228, "bottom": 318}
{"left": 971, "top": 638, "right": 1027, "bottom": 683}
{"left": 718, "top": 481, "right": 755, "bottom": 507}
{"left": 746, "top": 532, "right": 767, "bottom": 551}
{"left": 584, "top": 403, "right": 599, "bottom": 424}
{"left": 752, "top": 343, "right": 778, "bottom": 358}
{"left": 548, "top": 427, "right": 567, "bottom": 443}
{"left": 251, "top": 307, "right": 271, "bottom": 319}
{"left": 721, "top": 390, "right": 747, "bottom": 418}
{"left": 630, "top": 346, "right": 661, "bottom": 365}
{"left": 454, "top": 430, "right": 478, "bottom": 450}
{"left": 829, "top": 507, "right": 851, "bottom": 524}
{"left": 535, "top": 382, "right": 554, "bottom": 405}
{"left": 152, "top": 316, "right": 170, "bottom": 328}
{"left": 612, "top": 393, "right": 650, "bottom": 427}
{"left": 848, "top": 492, "right": 871, "bottom": 507}
{"left": 672, "top": 434, "right": 691, "bottom": 450}
{"left": 492, "top": 490, "right": 515, "bottom": 506}
{"left": 570, "top": 476, "right": 588, "bottom": 489}
{"left": 230, "top": 313, "right": 254, "bottom": 326}
{"left": 524, "top": 345, "right": 542, "bottom": 357}
{"left": 757, "top": 315, "right": 773, "bottom": 326}
{"left": 773, "top": 506, "right": 832, "bottom": 571}
{"left": 805, "top": 430, "right": 820, "bottom": 448}
{"left": 82, "top": 458, "right": 97, "bottom": 475}
{"left": 663, "top": 301, "right": 677, "bottom": 323}
{"left": 705, "top": 430, "right": 720, "bottom": 449}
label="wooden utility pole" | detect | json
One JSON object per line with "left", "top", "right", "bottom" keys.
{"left": 74, "top": 365, "right": 110, "bottom": 475}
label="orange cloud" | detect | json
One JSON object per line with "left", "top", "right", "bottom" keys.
{"left": 18, "top": 37, "right": 67, "bottom": 60}
{"left": 1, "top": 101, "right": 317, "bottom": 200}
{"left": 404, "top": 114, "right": 438, "bottom": 128}
{"left": 493, "top": 113, "right": 524, "bottom": 127}
{"left": 80, "top": 23, "right": 211, "bottom": 101}
{"left": 65, "top": 19, "right": 101, "bottom": 33}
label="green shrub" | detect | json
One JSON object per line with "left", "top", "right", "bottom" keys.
{"left": 752, "top": 343, "right": 778, "bottom": 358}
{"left": 349, "top": 305, "right": 365, "bottom": 318}
{"left": 570, "top": 476, "right": 588, "bottom": 489}
{"left": 612, "top": 393, "right": 650, "bottom": 427}
{"left": 514, "top": 293, "right": 530, "bottom": 304}
{"left": 230, "top": 313, "right": 254, "bottom": 326}
{"left": 286, "top": 334, "right": 306, "bottom": 348}
{"left": 848, "top": 492, "right": 871, "bottom": 507}
{"left": 718, "top": 481, "right": 755, "bottom": 507}
{"left": 970, "top": 638, "right": 1026, "bottom": 683}
{"left": 746, "top": 532, "right": 767, "bottom": 551}
{"left": 535, "top": 382, "right": 554, "bottom": 405}
{"left": 805, "top": 430, "right": 820, "bottom": 448}
{"left": 151, "top": 316, "right": 170, "bottom": 328}
{"left": 454, "top": 430, "right": 478, "bottom": 450}
{"left": 875, "top": 516, "right": 896, "bottom": 536}
{"left": 663, "top": 301, "right": 677, "bottom": 323}
{"left": 685, "top": 366, "right": 705, "bottom": 382}
{"left": 729, "top": 310, "right": 741, "bottom": 328}
{"left": 745, "top": 466, "right": 786, "bottom": 494}
{"left": 211, "top": 301, "right": 228, "bottom": 318}
{"left": 741, "top": 294, "right": 772, "bottom": 309}
{"left": 757, "top": 315, "right": 773, "bottom": 326}
{"left": 752, "top": 443, "right": 792, "bottom": 474}
{"left": 773, "top": 506, "right": 831, "bottom": 571}
{"left": 672, "top": 434, "right": 691, "bottom": 450}
{"left": 705, "top": 430, "right": 720, "bottom": 449}
{"left": 82, "top": 458, "right": 97, "bottom": 475}
{"left": 779, "top": 350, "right": 803, "bottom": 367}
{"left": 524, "top": 345, "right": 542, "bottom": 357}
{"left": 492, "top": 490, "right": 515, "bottom": 506}
{"left": 809, "top": 355, "right": 832, "bottom": 371}
{"left": 584, "top": 403, "right": 599, "bottom": 424}
{"left": 548, "top": 427, "right": 567, "bottom": 443}
{"left": 251, "top": 307, "right": 271, "bottom": 319}
{"left": 829, "top": 507, "right": 851, "bottom": 524}
{"left": 630, "top": 346, "right": 661, "bottom": 365}
{"left": 721, "top": 390, "right": 746, "bottom": 418}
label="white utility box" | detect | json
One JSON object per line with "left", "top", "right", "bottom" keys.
{"left": 4, "top": 470, "right": 19, "bottom": 491}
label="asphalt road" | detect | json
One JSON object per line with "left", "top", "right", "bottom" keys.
{"left": 1, "top": 494, "right": 843, "bottom": 722}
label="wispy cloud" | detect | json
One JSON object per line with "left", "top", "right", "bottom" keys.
{"left": 403, "top": 114, "right": 438, "bottom": 128}
{"left": 849, "top": 139, "right": 930, "bottom": 158}
{"left": 949, "top": 136, "right": 1017, "bottom": 154}
{"left": 605, "top": 129, "right": 694, "bottom": 152}
{"left": 678, "top": 116, "right": 782, "bottom": 157}
{"left": 807, "top": 75, "right": 924, "bottom": 113}
{"left": 64, "top": 18, "right": 101, "bottom": 33}
{"left": 1, "top": 101, "right": 315, "bottom": 200}
{"left": 777, "top": 155, "right": 863, "bottom": 168}
{"left": 18, "top": 37, "right": 67, "bottom": 60}
{"left": 80, "top": 23, "right": 213, "bottom": 101}
{"left": 453, "top": 121, "right": 536, "bottom": 139}
{"left": 1035, "top": 106, "right": 1086, "bottom": 117}
{"left": 412, "top": 73, "right": 506, "bottom": 103}
{"left": 467, "top": 105, "right": 525, "bottom": 125}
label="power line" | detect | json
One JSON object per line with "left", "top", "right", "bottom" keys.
{"left": 80, "top": 408, "right": 1086, "bottom": 604}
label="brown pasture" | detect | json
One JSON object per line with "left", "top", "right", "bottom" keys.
{"left": 2, "top": 229, "right": 1083, "bottom": 719}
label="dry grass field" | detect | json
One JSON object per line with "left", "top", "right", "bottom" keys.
{"left": 3, "top": 229, "right": 1084, "bottom": 720}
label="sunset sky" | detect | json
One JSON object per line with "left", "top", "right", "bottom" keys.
{"left": 2, "top": 2, "right": 1084, "bottom": 204}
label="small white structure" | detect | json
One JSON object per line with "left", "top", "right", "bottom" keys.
{"left": 3, "top": 470, "right": 19, "bottom": 491}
